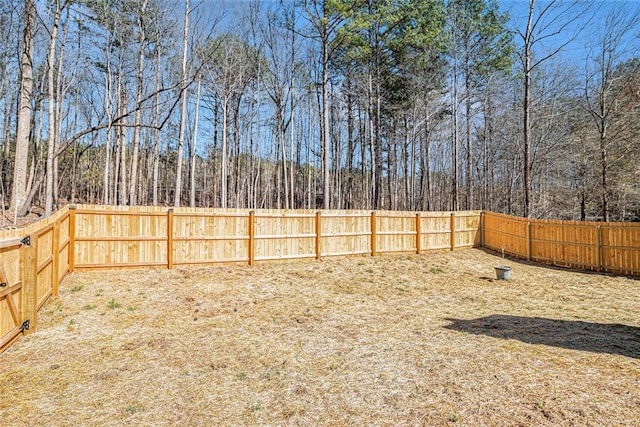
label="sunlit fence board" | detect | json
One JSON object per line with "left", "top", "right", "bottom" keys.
{"left": 58, "top": 215, "right": 70, "bottom": 282}
{"left": 36, "top": 225, "right": 54, "bottom": 309}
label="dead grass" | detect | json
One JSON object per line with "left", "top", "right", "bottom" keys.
{"left": 1, "top": 249, "right": 639, "bottom": 426}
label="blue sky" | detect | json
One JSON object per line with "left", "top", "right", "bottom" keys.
{"left": 498, "top": 0, "right": 640, "bottom": 64}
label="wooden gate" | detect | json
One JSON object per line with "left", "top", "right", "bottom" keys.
{"left": 0, "top": 237, "right": 30, "bottom": 351}
{"left": 0, "top": 207, "right": 71, "bottom": 353}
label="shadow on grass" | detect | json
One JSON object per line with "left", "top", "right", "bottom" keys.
{"left": 444, "top": 315, "right": 640, "bottom": 359}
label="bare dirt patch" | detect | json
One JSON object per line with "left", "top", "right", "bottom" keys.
{"left": 1, "top": 249, "right": 639, "bottom": 426}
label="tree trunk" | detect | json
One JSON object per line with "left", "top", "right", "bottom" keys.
{"left": 44, "top": 1, "right": 62, "bottom": 216}
{"left": 174, "top": 0, "right": 190, "bottom": 207}
{"left": 11, "top": 0, "right": 36, "bottom": 215}
{"left": 152, "top": 40, "right": 160, "bottom": 206}
{"left": 373, "top": 67, "right": 383, "bottom": 209}
{"left": 465, "top": 67, "right": 473, "bottom": 210}
{"left": 118, "top": 90, "right": 128, "bottom": 206}
{"left": 421, "top": 99, "right": 432, "bottom": 211}
{"left": 189, "top": 78, "right": 201, "bottom": 207}
{"left": 523, "top": 0, "right": 534, "bottom": 218}
{"left": 129, "top": 0, "right": 148, "bottom": 206}
{"left": 451, "top": 72, "right": 459, "bottom": 212}
{"left": 102, "top": 38, "right": 113, "bottom": 205}
{"left": 599, "top": 133, "right": 609, "bottom": 221}
{"left": 280, "top": 106, "right": 289, "bottom": 210}
{"left": 52, "top": 11, "right": 69, "bottom": 210}
{"left": 346, "top": 78, "right": 355, "bottom": 209}
{"left": 322, "top": 24, "right": 330, "bottom": 209}
{"left": 221, "top": 98, "right": 228, "bottom": 208}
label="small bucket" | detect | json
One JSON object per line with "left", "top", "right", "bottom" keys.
{"left": 494, "top": 266, "right": 512, "bottom": 280}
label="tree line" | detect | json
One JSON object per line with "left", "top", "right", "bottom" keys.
{"left": 1, "top": 0, "right": 639, "bottom": 222}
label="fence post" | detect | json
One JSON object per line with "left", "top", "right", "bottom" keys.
{"left": 526, "top": 221, "right": 532, "bottom": 261}
{"left": 415, "top": 213, "right": 422, "bottom": 254}
{"left": 371, "top": 211, "right": 377, "bottom": 256}
{"left": 315, "top": 211, "right": 322, "bottom": 260}
{"left": 52, "top": 220, "right": 60, "bottom": 297}
{"left": 596, "top": 224, "right": 602, "bottom": 272}
{"left": 480, "top": 212, "right": 485, "bottom": 248}
{"left": 450, "top": 212, "right": 456, "bottom": 251}
{"left": 248, "top": 211, "right": 255, "bottom": 266}
{"left": 167, "top": 209, "right": 174, "bottom": 269}
{"left": 68, "top": 205, "right": 76, "bottom": 273}
{"left": 20, "top": 234, "right": 38, "bottom": 335}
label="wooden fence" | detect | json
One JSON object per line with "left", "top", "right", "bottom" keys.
{"left": 0, "top": 205, "right": 479, "bottom": 352}
{"left": 0, "top": 206, "right": 71, "bottom": 352}
{"left": 70, "top": 205, "right": 481, "bottom": 270}
{"left": 482, "top": 211, "right": 640, "bottom": 275}
{"left": 4, "top": 205, "right": 639, "bottom": 353}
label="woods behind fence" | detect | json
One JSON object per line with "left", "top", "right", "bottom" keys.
{"left": 2, "top": 205, "right": 640, "bottom": 353}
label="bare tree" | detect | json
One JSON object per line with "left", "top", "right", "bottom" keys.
{"left": 44, "top": 0, "right": 70, "bottom": 216}
{"left": 128, "top": 0, "right": 149, "bottom": 206}
{"left": 517, "top": 0, "right": 592, "bottom": 217}
{"left": 174, "top": 0, "right": 190, "bottom": 207}
{"left": 11, "top": 0, "right": 36, "bottom": 216}
{"left": 583, "top": 6, "right": 639, "bottom": 221}
{"left": 189, "top": 76, "right": 201, "bottom": 207}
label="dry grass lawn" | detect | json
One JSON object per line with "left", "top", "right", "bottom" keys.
{"left": 1, "top": 249, "right": 639, "bottom": 426}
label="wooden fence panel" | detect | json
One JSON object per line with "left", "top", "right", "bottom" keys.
{"left": 173, "top": 213, "right": 249, "bottom": 265}
{"left": 454, "top": 212, "right": 482, "bottom": 249}
{"left": 254, "top": 213, "right": 316, "bottom": 262}
{"left": 601, "top": 224, "right": 640, "bottom": 274}
{"left": 376, "top": 213, "right": 417, "bottom": 254}
{"left": 74, "top": 210, "right": 167, "bottom": 269}
{"left": 320, "top": 213, "right": 371, "bottom": 257}
{"left": 0, "top": 206, "right": 70, "bottom": 352}
{"left": 35, "top": 226, "right": 54, "bottom": 309}
{"left": 484, "top": 212, "right": 640, "bottom": 275}
{"left": 530, "top": 222, "right": 598, "bottom": 270}
{"left": 483, "top": 212, "right": 528, "bottom": 257}
{"left": 69, "top": 206, "right": 482, "bottom": 268}
{"left": 421, "top": 212, "right": 455, "bottom": 251}
{"left": 58, "top": 214, "right": 71, "bottom": 283}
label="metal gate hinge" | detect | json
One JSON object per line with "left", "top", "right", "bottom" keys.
{"left": 0, "top": 282, "right": 6, "bottom": 287}
{"left": 20, "top": 320, "right": 30, "bottom": 331}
